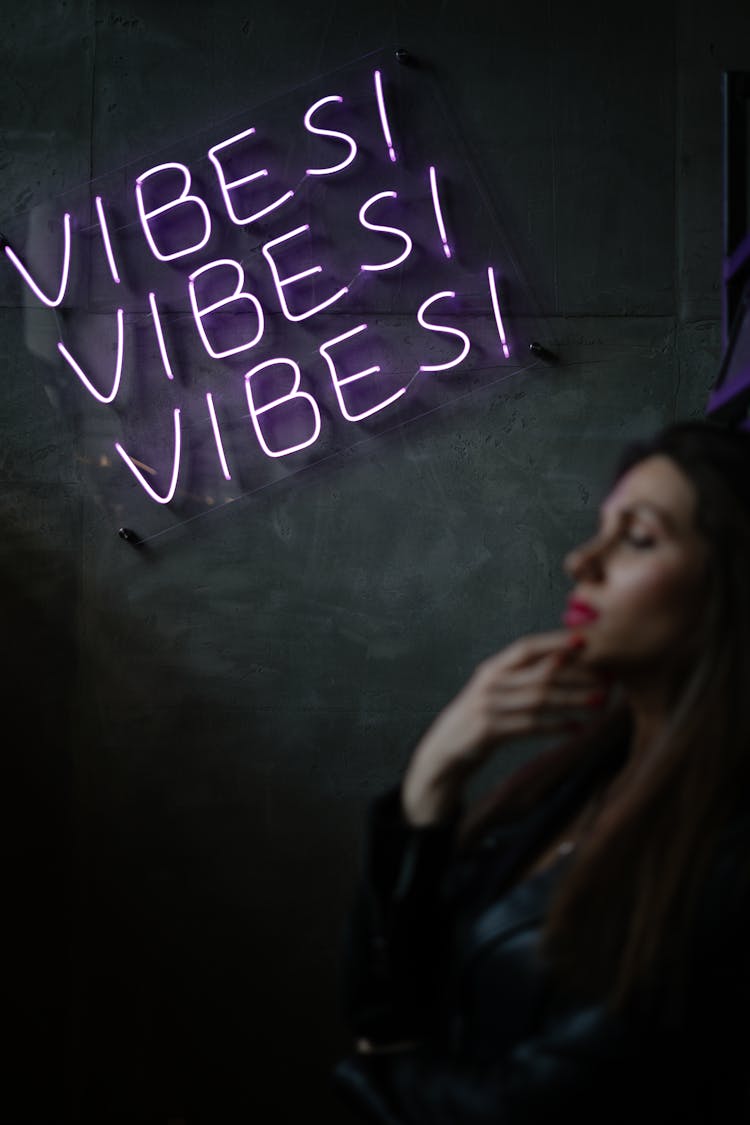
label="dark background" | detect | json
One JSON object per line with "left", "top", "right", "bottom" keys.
{"left": 2, "top": 2, "right": 749, "bottom": 1122}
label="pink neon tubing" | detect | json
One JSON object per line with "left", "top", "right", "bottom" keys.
{"left": 487, "top": 266, "right": 511, "bottom": 358}
{"left": 304, "top": 95, "right": 357, "bottom": 176}
{"left": 428, "top": 167, "right": 452, "bottom": 260}
{"left": 135, "top": 163, "right": 211, "bottom": 262}
{"left": 244, "top": 357, "right": 321, "bottom": 458}
{"left": 115, "top": 408, "right": 181, "bottom": 504}
{"left": 208, "top": 126, "right": 294, "bottom": 225}
{"left": 189, "top": 259, "right": 265, "bottom": 359}
{"left": 417, "top": 291, "right": 471, "bottom": 372}
{"left": 95, "top": 196, "right": 121, "bottom": 283}
{"left": 206, "top": 392, "right": 232, "bottom": 480}
{"left": 148, "top": 292, "right": 174, "bottom": 379}
{"left": 373, "top": 70, "right": 397, "bottom": 163}
{"left": 358, "top": 192, "right": 413, "bottom": 272}
{"left": 261, "top": 225, "right": 348, "bottom": 323}
{"left": 57, "top": 307, "right": 124, "bottom": 404}
{"left": 319, "top": 324, "right": 406, "bottom": 422}
{"left": 4, "top": 212, "right": 72, "bottom": 307}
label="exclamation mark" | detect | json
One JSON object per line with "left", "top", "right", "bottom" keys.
{"left": 206, "top": 392, "right": 232, "bottom": 481}
{"left": 95, "top": 196, "right": 121, "bottom": 284}
{"left": 428, "top": 166, "right": 452, "bottom": 259}
{"left": 487, "top": 267, "right": 511, "bottom": 359}
{"left": 373, "top": 70, "right": 397, "bottom": 163}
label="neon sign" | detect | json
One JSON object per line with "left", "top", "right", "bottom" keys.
{"left": 2, "top": 49, "right": 537, "bottom": 536}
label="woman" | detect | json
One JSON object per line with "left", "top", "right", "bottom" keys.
{"left": 333, "top": 419, "right": 750, "bottom": 1123}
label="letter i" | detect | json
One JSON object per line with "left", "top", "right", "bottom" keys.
{"left": 95, "top": 196, "right": 121, "bottom": 284}
{"left": 149, "top": 292, "right": 175, "bottom": 379}
{"left": 206, "top": 393, "right": 232, "bottom": 480}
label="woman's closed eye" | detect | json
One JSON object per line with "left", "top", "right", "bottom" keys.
{"left": 625, "top": 533, "right": 656, "bottom": 549}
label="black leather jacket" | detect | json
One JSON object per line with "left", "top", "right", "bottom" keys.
{"left": 333, "top": 762, "right": 750, "bottom": 1123}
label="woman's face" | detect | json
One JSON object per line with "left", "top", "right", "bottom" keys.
{"left": 562, "top": 454, "right": 710, "bottom": 677}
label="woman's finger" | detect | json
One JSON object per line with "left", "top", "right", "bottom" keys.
{"left": 486, "top": 631, "right": 582, "bottom": 673}
{"left": 505, "top": 659, "right": 600, "bottom": 690}
{"left": 485, "top": 712, "right": 591, "bottom": 739}
{"left": 486, "top": 684, "right": 609, "bottom": 715}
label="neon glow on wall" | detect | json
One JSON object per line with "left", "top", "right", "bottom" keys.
{"left": 3, "top": 51, "right": 529, "bottom": 520}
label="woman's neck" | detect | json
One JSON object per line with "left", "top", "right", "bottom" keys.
{"left": 619, "top": 671, "right": 680, "bottom": 767}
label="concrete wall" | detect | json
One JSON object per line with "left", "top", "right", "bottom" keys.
{"left": 2, "top": 1, "right": 749, "bottom": 1121}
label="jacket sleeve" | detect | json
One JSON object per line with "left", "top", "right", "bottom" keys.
{"left": 339, "top": 784, "right": 462, "bottom": 1044}
{"left": 333, "top": 998, "right": 663, "bottom": 1125}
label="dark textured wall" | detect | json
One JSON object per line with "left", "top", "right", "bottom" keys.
{"left": 2, "top": 2, "right": 749, "bottom": 1122}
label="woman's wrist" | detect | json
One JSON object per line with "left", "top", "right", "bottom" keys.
{"left": 400, "top": 758, "right": 465, "bottom": 826}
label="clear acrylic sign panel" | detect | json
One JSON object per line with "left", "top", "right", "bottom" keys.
{"left": 1, "top": 48, "right": 541, "bottom": 543}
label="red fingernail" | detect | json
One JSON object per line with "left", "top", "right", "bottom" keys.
{"left": 567, "top": 634, "right": 586, "bottom": 649}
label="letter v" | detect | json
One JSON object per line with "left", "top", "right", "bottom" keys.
{"left": 115, "top": 408, "right": 182, "bottom": 505}
{"left": 4, "top": 213, "right": 72, "bottom": 307}
{"left": 57, "top": 309, "right": 124, "bottom": 404}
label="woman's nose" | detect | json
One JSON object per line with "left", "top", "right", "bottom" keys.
{"left": 563, "top": 536, "right": 604, "bottom": 582}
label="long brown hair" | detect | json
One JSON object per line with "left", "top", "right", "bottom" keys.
{"left": 461, "top": 420, "right": 750, "bottom": 1014}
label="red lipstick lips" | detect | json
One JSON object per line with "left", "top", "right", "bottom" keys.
{"left": 562, "top": 598, "right": 600, "bottom": 627}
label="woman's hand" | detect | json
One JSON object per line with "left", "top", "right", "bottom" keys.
{"left": 402, "top": 631, "right": 610, "bottom": 825}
